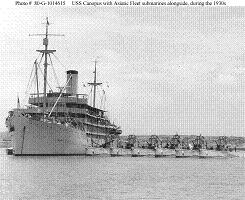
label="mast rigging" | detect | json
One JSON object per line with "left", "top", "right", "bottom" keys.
{"left": 88, "top": 59, "right": 102, "bottom": 108}
{"left": 30, "top": 17, "right": 64, "bottom": 114}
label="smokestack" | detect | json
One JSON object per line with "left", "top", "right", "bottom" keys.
{"left": 66, "top": 70, "right": 78, "bottom": 95}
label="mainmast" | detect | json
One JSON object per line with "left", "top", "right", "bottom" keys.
{"left": 88, "top": 59, "right": 102, "bottom": 108}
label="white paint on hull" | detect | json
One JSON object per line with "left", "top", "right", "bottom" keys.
{"left": 155, "top": 148, "right": 175, "bottom": 157}
{"left": 11, "top": 113, "right": 88, "bottom": 155}
{"left": 131, "top": 148, "right": 155, "bottom": 157}
{"left": 198, "top": 149, "right": 229, "bottom": 158}
{"left": 110, "top": 148, "right": 132, "bottom": 156}
{"left": 85, "top": 147, "right": 110, "bottom": 156}
{"left": 175, "top": 149, "right": 199, "bottom": 158}
{"left": 227, "top": 151, "right": 245, "bottom": 158}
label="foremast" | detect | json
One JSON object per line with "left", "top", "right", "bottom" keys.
{"left": 35, "top": 18, "right": 55, "bottom": 113}
{"left": 34, "top": 59, "right": 40, "bottom": 107}
{"left": 31, "top": 17, "right": 64, "bottom": 114}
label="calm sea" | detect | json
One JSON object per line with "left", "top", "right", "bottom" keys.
{"left": 0, "top": 149, "right": 244, "bottom": 200}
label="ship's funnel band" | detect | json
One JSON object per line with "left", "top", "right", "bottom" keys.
{"left": 66, "top": 70, "right": 78, "bottom": 95}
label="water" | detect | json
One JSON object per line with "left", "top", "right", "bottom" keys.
{"left": 0, "top": 150, "right": 244, "bottom": 200}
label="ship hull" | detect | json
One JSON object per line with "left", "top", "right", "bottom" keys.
{"left": 131, "top": 148, "right": 155, "bottom": 157}
{"left": 198, "top": 149, "right": 229, "bottom": 158}
{"left": 85, "top": 147, "right": 110, "bottom": 156}
{"left": 155, "top": 148, "right": 175, "bottom": 157}
{"left": 110, "top": 148, "right": 132, "bottom": 157}
{"left": 227, "top": 151, "right": 245, "bottom": 158}
{"left": 175, "top": 149, "right": 199, "bottom": 158}
{"left": 11, "top": 112, "right": 88, "bottom": 155}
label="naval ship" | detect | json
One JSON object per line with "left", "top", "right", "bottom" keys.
{"left": 5, "top": 18, "right": 122, "bottom": 155}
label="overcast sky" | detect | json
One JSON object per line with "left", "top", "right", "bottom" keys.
{"left": 0, "top": 6, "right": 244, "bottom": 136}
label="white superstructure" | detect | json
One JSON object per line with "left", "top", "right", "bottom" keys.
{"left": 5, "top": 18, "right": 121, "bottom": 155}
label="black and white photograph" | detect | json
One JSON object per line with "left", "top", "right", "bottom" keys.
{"left": 0, "top": 1, "right": 244, "bottom": 199}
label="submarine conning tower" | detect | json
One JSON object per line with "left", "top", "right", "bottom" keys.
{"left": 66, "top": 70, "right": 78, "bottom": 95}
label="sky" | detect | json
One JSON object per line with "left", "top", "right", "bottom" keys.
{"left": 0, "top": 5, "right": 244, "bottom": 136}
